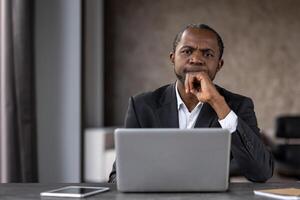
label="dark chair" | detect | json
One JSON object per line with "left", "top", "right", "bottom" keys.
{"left": 272, "top": 116, "right": 300, "bottom": 178}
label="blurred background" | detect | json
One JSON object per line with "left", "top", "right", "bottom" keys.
{"left": 1, "top": 0, "right": 300, "bottom": 183}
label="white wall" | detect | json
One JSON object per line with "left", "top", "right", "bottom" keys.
{"left": 35, "top": 0, "right": 81, "bottom": 182}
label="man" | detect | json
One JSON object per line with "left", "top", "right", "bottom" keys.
{"left": 108, "top": 24, "right": 274, "bottom": 183}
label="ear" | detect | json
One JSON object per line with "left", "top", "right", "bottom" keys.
{"left": 217, "top": 59, "right": 224, "bottom": 72}
{"left": 169, "top": 52, "right": 175, "bottom": 64}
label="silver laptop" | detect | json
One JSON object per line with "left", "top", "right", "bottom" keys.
{"left": 114, "top": 128, "right": 231, "bottom": 192}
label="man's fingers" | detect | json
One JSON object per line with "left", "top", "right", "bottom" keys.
{"left": 190, "top": 88, "right": 198, "bottom": 96}
{"left": 189, "top": 73, "right": 202, "bottom": 90}
{"left": 185, "top": 72, "right": 209, "bottom": 94}
{"left": 192, "top": 77, "right": 201, "bottom": 92}
{"left": 184, "top": 73, "right": 190, "bottom": 93}
{"left": 188, "top": 75, "right": 195, "bottom": 93}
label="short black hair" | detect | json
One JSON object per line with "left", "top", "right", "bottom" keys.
{"left": 172, "top": 24, "right": 224, "bottom": 59}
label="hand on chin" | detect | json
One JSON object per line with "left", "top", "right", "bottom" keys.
{"left": 184, "top": 71, "right": 218, "bottom": 103}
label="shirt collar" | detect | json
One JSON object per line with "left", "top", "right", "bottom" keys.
{"left": 175, "top": 81, "right": 203, "bottom": 111}
{"left": 175, "top": 81, "right": 184, "bottom": 110}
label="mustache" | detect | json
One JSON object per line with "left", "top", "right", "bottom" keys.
{"left": 183, "top": 67, "right": 208, "bottom": 74}
{"left": 174, "top": 67, "right": 209, "bottom": 85}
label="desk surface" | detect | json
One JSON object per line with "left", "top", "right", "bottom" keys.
{"left": 0, "top": 182, "right": 299, "bottom": 200}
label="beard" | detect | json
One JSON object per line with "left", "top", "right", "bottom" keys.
{"left": 174, "top": 67, "right": 216, "bottom": 85}
{"left": 174, "top": 68, "right": 186, "bottom": 85}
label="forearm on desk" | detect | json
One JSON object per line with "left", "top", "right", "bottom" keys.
{"left": 230, "top": 117, "right": 274, "bottom": 182}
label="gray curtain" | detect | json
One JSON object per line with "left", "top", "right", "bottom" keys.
{"left": 0, "top": 0, "right": 37, "bottom": 182}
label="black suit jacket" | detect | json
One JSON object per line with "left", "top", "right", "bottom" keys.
{"left": 109, "top": 83, "right": 274, "bottom": 183}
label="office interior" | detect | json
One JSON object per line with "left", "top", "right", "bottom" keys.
{"left": 1, "top": 0, "right": 300, "bottom": 183}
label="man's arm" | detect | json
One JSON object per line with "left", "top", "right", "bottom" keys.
{"left": 108, "top": 97, "right": 140, "bottom": 183}
{"left": 215, "top": 96, "right": 274, "bottom": 182}
{"left": 186, "top": 72, "right": 274, "bottom": 182}
{"left": 231, "top": 98, "right": 274, "bottom": 182}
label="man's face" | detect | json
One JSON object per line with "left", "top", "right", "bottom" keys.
{"left": 170, "top": 28, "right": 224, "bottom": 85}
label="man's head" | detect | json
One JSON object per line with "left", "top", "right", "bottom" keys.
{"left": 172, "top": 24, "right": 224, "bottom": 59}
{"left": 170, "top": 24, "right": 224, "bottom": 84}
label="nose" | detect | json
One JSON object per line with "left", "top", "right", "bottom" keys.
{"left": 189, "top": 51, "right": 205, "bottom": 65}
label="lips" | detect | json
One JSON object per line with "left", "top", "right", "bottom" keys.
{"left": 183, "top": 68, "right": 208, "bottom": 73}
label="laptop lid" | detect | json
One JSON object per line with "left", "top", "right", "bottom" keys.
{"left": 115, "top": 128, "right": 231, "bottom": 192}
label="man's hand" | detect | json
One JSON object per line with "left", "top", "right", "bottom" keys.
{"left": 184, "top": 72, "right": 231, "bottom": 119}
{"left": 184, "top": 72, "right": 218, "bottom": 103}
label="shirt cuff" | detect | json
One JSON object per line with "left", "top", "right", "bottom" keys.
{"left": 218, "top": 110, "right": 238, "bottom": 134}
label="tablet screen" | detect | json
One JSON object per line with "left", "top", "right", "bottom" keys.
{"left": 41, "top": 186, "right": 109, "bottom": 197}
{"left": 53, "top": 187, "right": 99, "bottom": 194}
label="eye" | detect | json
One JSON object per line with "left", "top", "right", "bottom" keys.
{"left": 204, "top": 52, "right": 214, "bottom": 58}
{"left": 181, "top": 49, "right": 192, "bottom": 55}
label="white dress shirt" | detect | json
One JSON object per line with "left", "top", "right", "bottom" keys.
{"left": 175, "top": 82, "right": 238, "bottom": 133}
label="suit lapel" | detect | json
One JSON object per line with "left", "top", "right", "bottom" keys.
{"left": 194, "top": 103, "right": 220, "bottom": 128}
{"left": 155, "top": 83, "right": 223, "bottom": 128}
{"left": 155, "top": 83, "right": 179, "bottom": 128}
{"left": 194, "top": 85, "right": 227, "bottom": 128}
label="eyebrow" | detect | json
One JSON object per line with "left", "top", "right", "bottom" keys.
{"left": 180, "top": 46, "right": 215, "bottom": 53}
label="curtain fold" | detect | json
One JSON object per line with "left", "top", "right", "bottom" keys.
{"left": 0, "top": 0, "right": 37, "bottom": 183}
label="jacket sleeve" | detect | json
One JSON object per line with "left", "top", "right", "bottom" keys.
{"left": 108, "top": 97, "right": 140, "bottom": 183}
{"left": 231, "top": 98, "right": 274, "bottom": 182}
